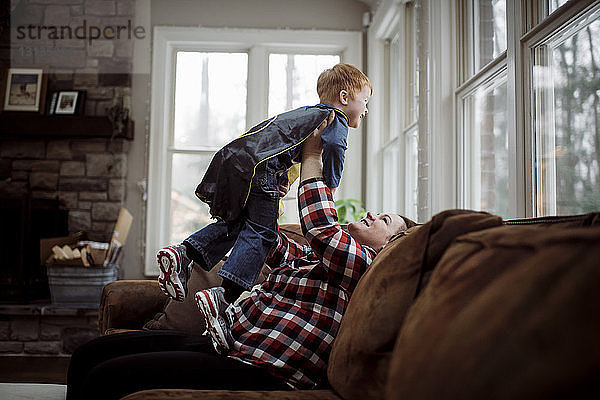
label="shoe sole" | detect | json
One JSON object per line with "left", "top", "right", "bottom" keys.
{"left": 195, "top": 290, "right": 230, "bottom": 353}
{"left": 156, "top": 247, "right": 185, "bottom": 302}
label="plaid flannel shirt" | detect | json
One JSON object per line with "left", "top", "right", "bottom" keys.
{"left": 226, "top": 177, "right": 378, "bottom": 389}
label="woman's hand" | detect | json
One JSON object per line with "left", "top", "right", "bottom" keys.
{"left": 302, "top": 111, "right": 335, "bottom": 159}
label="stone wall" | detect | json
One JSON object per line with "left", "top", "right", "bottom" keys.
{"left": 0, "top": 306, "right": 99, "bottom": 356}
{"left": 0, "top": 137, "right": 128, "bottom": 241}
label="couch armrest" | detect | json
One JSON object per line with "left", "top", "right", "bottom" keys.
{"left": 99, "top": 280, "right": 169, "bottom": 335}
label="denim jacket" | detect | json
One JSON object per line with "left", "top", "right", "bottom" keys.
{"left": 195, "top": 104, "right": 348, "bottom": 224}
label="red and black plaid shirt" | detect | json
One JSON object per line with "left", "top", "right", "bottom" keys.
{"left": 226, "top": 178, "right": 378, "bottom": 389}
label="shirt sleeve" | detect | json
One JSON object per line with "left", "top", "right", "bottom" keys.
{"left": 320, "top": 118, "right": 347, "bottom": 189}
{"left": 266, "top": 229, "right": 318, "bottom": 268}
{"left": 298, "top": 178, "right": 377, "bottom": 293}
{"left": 321, "top": 143, "right": 345, "bottom": 189}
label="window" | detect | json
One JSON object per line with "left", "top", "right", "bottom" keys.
{"left": 147, "top": 28, "right": 361, "bottom": 275}
{"left": 369, "top": 1, "right": 420, "bottom": 221}
{"left": 532, "top": 3, "right": 600, "bottom": 215}
{"left": 457, "top": 0, "right": 510, "bottom": 217}
{"left": 460, "top": 71, "right": 509, "bottom": 216}
{"left": 368, "top": 0, "right": 597, "bottom": 226}
{"left": 456, "top": 0, "right": 599, "bottom": 218}
{"left": 170, "top": 52, "right": 248, "bottom": 244}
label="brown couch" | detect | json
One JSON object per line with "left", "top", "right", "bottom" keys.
{"left": 98, "top": 212, "right": 600, "bottom": 399}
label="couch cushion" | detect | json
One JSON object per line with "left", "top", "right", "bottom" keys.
{"left": 121, "top": 389, "right": 342, "bottom": 400}
{"left": 143, "top": 224, "right": 306, "bottom": 334}
{"left": 327, "top": 210, "right": 502, "bottom": 400}
{"left": 386, "top": 218, "right": 600, "bottom": 399}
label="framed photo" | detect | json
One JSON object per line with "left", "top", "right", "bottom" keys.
{"left": 54, "top": 91, "right": 86, "bottom": 115}
{"left": 2, "top": 67, "right": 47, "bottom": 112}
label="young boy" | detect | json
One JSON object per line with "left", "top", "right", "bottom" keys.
{"left": 156, "top": 64, "right": 371, "bottom": 333}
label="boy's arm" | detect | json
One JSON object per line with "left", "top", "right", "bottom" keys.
{"left": 320, "top": 119, "right": 346, "bottom": 192}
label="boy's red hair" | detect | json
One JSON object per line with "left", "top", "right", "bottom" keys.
{"left": 317, "top": 63, "right": 372, "bottom": 105}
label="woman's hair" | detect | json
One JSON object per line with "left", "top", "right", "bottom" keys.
{"left": 317, "top": 64, "right": 372, "bottom": 105}
{"left": 400, "top": 215, "right": 417, "bottom": 230}
{"left": 389, "top": 215, "right": 418, "bottom": 242}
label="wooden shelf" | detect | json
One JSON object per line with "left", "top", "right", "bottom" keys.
{"left": 0, "top": 114, "right": 134, "bottom": 140}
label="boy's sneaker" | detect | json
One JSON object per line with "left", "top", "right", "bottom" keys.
{"left": 195, "top": 287, "right": 231, "bottom": 354}
{"left": 156, "top": 244, "right": 192, "bottom": 302}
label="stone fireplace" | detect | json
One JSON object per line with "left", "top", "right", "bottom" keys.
{"left": 0, "top": 135, "right": 130, "bottom": 356}
{"left": 0, "top": 0, "right": 137, "bottom": 357}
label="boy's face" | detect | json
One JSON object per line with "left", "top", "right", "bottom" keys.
{"left": 338, "top": 85, "right": 370, "bottom": 128}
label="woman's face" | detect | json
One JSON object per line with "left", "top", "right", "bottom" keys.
{"left": 347, "top": 211, "right": 406, "bottom": 251}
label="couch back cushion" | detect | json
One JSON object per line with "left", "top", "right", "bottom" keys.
{"left": 143, "top": 224, "right": 306, "bottom": 334}
{"left": 327, "top": 210, "right": 502, "bottom": 400}
{"left": 386, "top": 218, "right": 600, "bottom": 399}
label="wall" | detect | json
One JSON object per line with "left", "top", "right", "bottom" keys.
{"left": 123, "top": 0, "right": 370, "bottom": 279}
{"left": 2, "top": 0, "right": 135, "bottom": 241}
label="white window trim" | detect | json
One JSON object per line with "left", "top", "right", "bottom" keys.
{"left": 367, "top": 0, "right": 456, "bottom": 221}
{"left": 146, "top": 27, "right": 362, "bottom": 275}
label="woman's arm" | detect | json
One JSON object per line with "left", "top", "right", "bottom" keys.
{"left": 298, "top": 112, "right": 377, "bottom": 293}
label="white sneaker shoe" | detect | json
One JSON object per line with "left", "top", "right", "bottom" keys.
{"left": 156, "top": 244, "right": 192, "bottom": 302}
{"left": 195, "top": 287, "right": 231, "bottom": 354}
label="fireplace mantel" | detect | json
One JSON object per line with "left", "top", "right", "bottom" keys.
{"left": 0, "top": 114, "right": 134, "bottom": 140}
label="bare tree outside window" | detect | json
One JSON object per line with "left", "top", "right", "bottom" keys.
{"left": 552, "top": 20, "right": 600, "bottom": 214}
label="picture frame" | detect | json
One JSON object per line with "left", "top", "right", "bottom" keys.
{"left": 2, "top": 67, "right": 47, "bottom": 112}
{"left": 54, "top": 90, "right": 86, "bottom": 115}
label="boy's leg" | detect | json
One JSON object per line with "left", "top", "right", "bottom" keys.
{"left": 194, "top": 160, "right": 285, "bottom": 352}
{"left": 183, "top": 219, "right": 240, "bottom": 271}
{"left": 195, "top": 167, "right": 281, "bottom": 353}
{"left": 216, "top": 163, "right": 282, "bottom": 296}
{"left": 157, "top": 220, "right": 241, "bottom": 301}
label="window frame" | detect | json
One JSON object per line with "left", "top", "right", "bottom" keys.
{"left": 146, "top": 27, "right": 361, "bottom": 275}
{"left": 521, "top": 0, "right": 600, "bottom": 216}
{"left": 367, "top": 0, "right": 422, "bottom": 220}
{"left": 456, "top": 0, "right": 598, "bottom": 218}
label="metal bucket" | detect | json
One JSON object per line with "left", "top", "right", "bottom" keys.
{"left": 46, "top": 264, "right": 119, "bottom": 308}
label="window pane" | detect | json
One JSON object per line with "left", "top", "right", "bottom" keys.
{"left": 169, "top": 153, "right": 214, "bottom": 244}
{"left": 473, "top": 0, "right": 506, "bottom": 72}
{"left": 382, "top": 141, "right": 400, "bottom": 213}
{"left": 549, "top": 0, "right": 570, "bottom": 14}
{"left": 389, "top": 35, "right": 402, "bottom": 140}
{"left": 174, "top": 52, "right": 247, "bottom": 148}
{"left": 534, "top": 11, "right": 600, "bottom": 215}
{"left": 405, "top": 129, "right": 419, "bottom": 221}
{"left": 463, "top": 76, "right": 509, "bottom": 217}
{"left": 268, "top": 54, "right": 340, "bottom": 116}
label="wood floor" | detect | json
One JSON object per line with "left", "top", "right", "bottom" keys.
{"left": 0, "top": 356, "right": 69, "bottom": 384}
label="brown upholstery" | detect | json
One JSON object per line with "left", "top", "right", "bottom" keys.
{"left": 99, "top": 280, "right": 167, "bottom": 335}
{"left": 327, "top": 210, "right": 502, "bottom": 400}
{"left": 143, "top": 260, "right": 226, "bottom": 334}
{"left": 386, "top": 220, "right": 600, "bottom": 399}
{"left": 121, "top": 389, "right": 342, "bottom": 400}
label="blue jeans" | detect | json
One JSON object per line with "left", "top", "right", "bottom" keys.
{"left": 184, "top": 159, "right": 285, "bottom": 290}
